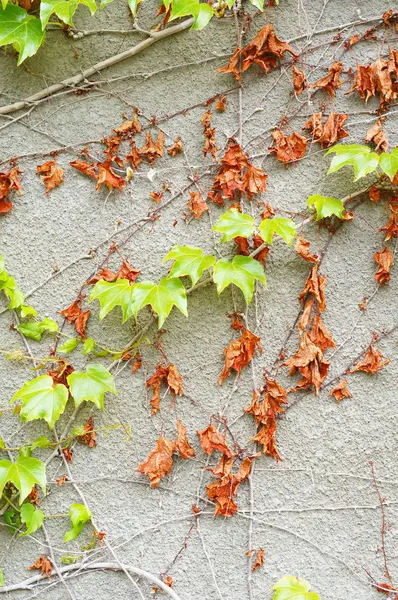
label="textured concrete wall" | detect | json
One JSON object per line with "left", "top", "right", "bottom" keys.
{"left": 0, "top": 1, "right": 397, "bottom": 599}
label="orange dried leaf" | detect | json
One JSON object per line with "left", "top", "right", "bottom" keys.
{"left": 252, "top": 548, "right": 264, "bottom": 572}
{"left": 197, "top": 424, "right": 232, "bottom": 457}
{"left": 329, "top": 380, "right": 352, "bottom": 403}
{"left": 303, "top": 113, "right": 349, "bottom": 148}
{"left": 215, "top": 96, "right": 227, "bottom": 111}
{"left": 149, "top": 191, "right": 163, "bottom": 204}
{"left": 80, "top": 416, "right": 97, "bottom": 448}
{"left": 167, "top": 136, "right": 184, "bottom": 157}
{"left": 380, "top": 200, "right": 398, "bottom": 240}
{"left": 188, "top": 190, "right": 208, "bottom": 219}
{"left": 310, "top": 62, "right": 343, "bottom": 97}
{"left": 284, "top": 332, "right": 330, "bottom": 394}
{"left": 137, "top": 437, "right": 176, "bottom": 487}
{"left": 36, "top": 160, "right": 64, "bottom": 194}
{"left": 292, "top": 64, "right": 307, "bottom": 96}
{"left": 56, "top": 476, "right": 68, "bottom": 486}
{"left": 269, "top": 129, "right": 307, "bottom": 163}
{"left": 206, "top": 456, "right": 253, "bottom": 516}
{"left": 140, "top": 131, "right": 164, "bottom": 164}
{"left": 364, "top": 119, "right": 389, "bottom": 152}
{"left": 175, "top": 418, "right": 195, "bottom": 459}
{"left": 218, "top": 327, "right": 262, "bottom": 384}
{"left": 62, "top": 447, "right": 73, "bottom": 462}
{"left": 146, "top": 364, "right": 183, "bottom": 415}
{"left": 74, "top": 309, "right": 90, "bottom": 337}
{"left": 28, "top": 555, "right": 52, "bottom": 579}
{"left": 374, "top": 246, "right": 393, "bottom": 285}
{"left": 309, "top": 314, "right": 336, "bottom": 353}
{"left": 351, "top": 346, "right": 390, "bottom": 375}
{"left": 298, "top": 264, "right": 326, "bottom": 312}
{"left": 60, "top": 299, "right": 82, "bottom": 323}
{"left": 369, "top": 185, "right": 380, "bottom": 202}
{"left": 201, "top": 110, "right": 218, "bottom": 160}
{"left": 295, "top": 236, "right": 319, "bottom": 263}
{"left": 0, "top": 167, "right": 22, "bottom": 213}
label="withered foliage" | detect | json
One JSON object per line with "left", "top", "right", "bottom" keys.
{"left": 329, "top": 380, "right": 352, "bottom": 403}
{"left": 380, "top": 199, "right": 398, "bottom": 241}
{"left": 70, "top": 160, "right": 126, "bottom": 192}
{"left": 175, "top": 418, "right": 195, "bottom": 459}
{"left": 206, "top": 455, "right": 254, "bottom": 517}
{"left": 87, "top": 259, "right": 140, "bottom": 285}
{"left": 346, "top": 48, "right": 398, "bottom": 110}
{"left": 36, "top": 160, "right": 64, "bottom": 194}
{"left": 252, "top": 548, "right": 265, "bottom": 572}
{"left": 310, "top": 62, "right": 343, "bottom": 97}
{"left": 59, "top": 296, "right": 91, "bottom": 338}
{"left": 208, "top": 140, "right": 267, "bottom": 204}
{"left": 197, "top": 424, "right": 232, "bottom": 457}
{"left": 303, "top": 113, "right": 349, "bottom": 148}
{"left": 374, "top": 247, "right": 393, "bottom": 285}
{"left": 146, "top": 363, "right": 183, "bottom": 414}
{"left": 351, "top": 346, "right": 390, "bottom": 375}
{"left": 168, "top": 136, "right": 184, "bottom": 156}
{"left": 295, "top": 236, "right": 319, "bottom": 263}
{"left": 0, "top": 167, "right": 22, "bottom": 213}
{"left": 219, "top": 325, "right": 262, "bottom": 384}
{"left": 364, "top": 119, "right": 389, "bottom": 152}
{"left": 201, "top": 110, "right": 218, "bottom": 159}
{"left": 28, "top": 556, "right": 52, "bottom": 579}
{"left": 140, "top": 131, "right": 165, "bottom": 164}
{"left": 269, "top": 129, "right": 307, "bottom": 163}
{"left": 137, "top": 437, "right": 175, "bottom": 488}
{"left": 219, "top": 25, "right": 297, "bottom": 80}
{"left": 188, "top": 190, "right": 209, "bottom": 219}
{"left": 47, "top": 359, "right": 74, "bottom": 387}
{"left": 245, "top": 377, "right": 288, "bottom": 461}
{"left": 79, "top": 416, "right": 97, "bottom": 448}
{"left": 292, "top": 64, "right": 307, "bottom": 96}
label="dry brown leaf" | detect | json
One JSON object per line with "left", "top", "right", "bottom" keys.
{"left": 80, "top": 416, "right": 97, "bottom": 448}
{"left": 74, "top": 309, "right": 90, "bottom": 338}
{"left": 188, "top": 190, "right": 208, "bottom": 219}
{"left": 56, "top": 476, "right": 68, "bottom": 486}
{"left": 303, "top": 113, "right": 349, "bottom": 148}
{"left": 309, "top": 314, "right": 336, "bottom": 353}
{"left": 140, "top": 131, "right": 164, "bottom": 164}
{"left": 298, "top": 264, "right": 326, "bottom": 312}
{"left": 364, "top": 119, "right": 389, "bottom": 152}
{"left": 253, "top": 234, "right": 269, "bottom": 268}
{"left": 206, "top": 456, "right": 254, "bottom": 517}
{"left": 146, "top": 364, "right": 183, "bottom": 414}
{"left": 218, "top": 327, "right": 262, "bottom": 384}
{"left": 292, "top": 64, "right": 307, "bottom": 96}
{"left": 201, "top": 110, "right": 218, "bottom": 160}
{"left": 70, "top": 160, "right": 126, "bottom": 191}
{"left": 113, "top": 113, "right": 142, "bottom": 136}
{"left": 36, "top": 160, "right": 64, "bottom": 194}
{"left": 62, "top": 447, "right": 73, "bottom": 462}
{"left": 137, "top": 437, "right": 176, "bottom": 487}
{"left": 175, "top": 418, "right": 195, "bottom": 460}
{"left": 369, "top": 185, "right": 380, "bottom": 203}
{"left": 346, "top": 63, "right": 375, "bottom": 102}
{"left": 284, "top": 332, "right": 330, "bottom": 394}
{"left": 295, "top": 236, "right": 319, "bottom": 263}
{"left": 329, "top": 380, "right": 352, "bottom": 403}
{"left": 235, "top": 236, "right": 250, "bottom": 256}
{"left": 310, "top": 62, "right": 343, "bottom": 97}
{"left": 380, "top": 200, "right": 398, "bottom": 240}
{"left": 149, "top": 191, "right": 164, "bottom": 204}
{"left": 252, "top": 548, "right": 265, "bottom": 572}
{"left": 374, "top": 246, "right": 393, "bottom": 285}
{"left": 167, "top": 136, "right": 184, "bottom": 156}
{"left": 269, "top": 130, "right": 307, "bottom": 163}
{"left": 351, "top": 345, "right": 390, "bottom": 375}
{"left": 0, "top": 167, "right": 22, "bottom": 213}
{"left": 28, "top": 556, "right": 52, "bottom": 579}
{"left": 126, "top": 141, "right": 143, "bottom": 170}
{"left": 215, "top": 96, "right": 228, "bottom": 111}
{"left": 197, "top": 424, "right": 232, "bottom": 457}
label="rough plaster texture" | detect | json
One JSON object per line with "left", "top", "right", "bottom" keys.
{"left": 0, "top": 1, "right": 398, "bottom": 599}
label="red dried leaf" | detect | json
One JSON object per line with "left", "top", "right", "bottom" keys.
{"left": 140, "top": 131, "right": 164, "bottom": 164}
{"left": 365, "top": 119, "right": 389, "bottom": 152}
{"left": 197, "top": 424, "right": 232, "bottom": 457}
{"left": 295, "top": 236, "right": 319, "bottom": 263}
{"left": 188, "top": 190, "right": 209, "bottom": 219}
{"left": 47, "top": 360, "right": 74, "bottom": 387}
{"left": 235, "top": 236, "right": 250, "bottom": 256}
{"left": 215, "top": 96, "right": 227, "bottom": 111}
{"left": 218, "top": 327, "right": 262, "bottom": 384}
{"left": 380, "top": 200, "right": 398, "bottom": 240}
{"left": 201, "top": 110, "right": 218, "bottom": 160}
{"left": 74, "top": 309, "right": 91, "bottom": 337}
{"left": 0, "top": 167, "right": 22, "bottom": 213}
{"left": 62, "top": 447, "right": 73, "bottom": 463}
{"left": 149, "top": 191, "right": 164, "bottom": 204}
{"left": 253, "top": 234, "right": 269, "bottom": 268}
{"left": 80, "top": 416, "right": 97, "bottom": 448}
{"left": 374, "top": 246, "right": 393, "bottom": 285}
{"left": 113, "top": 113, "right": 142, "bottom": 136}
{"left": 269, "top": 129, "right": 307, "bottom": 163}
{"left": 369, "top": 186, "right": 380, "bottom": 203}
{"left": 36, "top": 160, "right": 64, "bottom": 194}
{"left": 28, "top": 555, "right": 52, "bottom": 579}
{"left": 96, "top": 161, "right": 126, "bottom": 191}
{"left": 292, "top": 64, "right": 307, "bottom": 96}
{"left": 252, "top": 548, "right": 264, "bottom": 572}
{"left": 146, "top": 364, "right": 183, "bottom": 414}
{"left": 351, "top": 346, "right": 390, "bottom": 375}
{"left": 126, "top": 141, "right": 143, "bottom": 170}
{"left": 167, "top": 136, "right": 184, "bottom": 156}
{"left": 346, "top": 63, "right": 375, "bottom": 102}
{"left": 303, "top": 112, "right": 349, "bottom": 148}
{"left": 137, "top": 437, "right": 176, "bottom": 487}
{"left": 93, "top": 530, "right": 106, "bottom": 547}
{"left": 206, "top": 456, "right": 253, "bottom": 517}
{"left": 310, "top": 62, "right": 343, "bottom": 97}
{"left": 175, "top": 418, "right": 195, "bottom": 459}
{"left": 329, "top": 380, "right": 352, "bottom": 403}
{"left": 60, "top": 299, "right": 82, "bottom": 323}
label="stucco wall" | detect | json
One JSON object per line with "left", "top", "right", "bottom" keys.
{"left": 1, "top": 1, "right": 398, "bottom": 599}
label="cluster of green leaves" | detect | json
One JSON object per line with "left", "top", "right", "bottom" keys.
{"left": 326, "top": 144, "right": 398, "bottom": 182}
{"left": 11, "top": 363, "right": 117, "bottom": 428}
{"left": 271, "top": 576, "right": 319, "bottom": 599}
{"left": 0, "top": 255, "right": 36, "bottom": 317}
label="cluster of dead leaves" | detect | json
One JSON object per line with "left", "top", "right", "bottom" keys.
{"left": 346, "top": 48, "right": 398, "bottom": 110}
{"left": 350, "top": 345, "right": 390, "bottom": 375}
{"left": 60, "top": 294, "right": 91, "bottom": 338}
{"left": 364, "top": 118, "right": 389, "bottom": 152}
{"left": 208, "top": 140, "right": 267, "bottom": 204}
{"left": 87, "top": 258, "right": 141, "bottom": 286}
{"left": 235, "top": 232, "right": 269, "bottom": 268}
{"left": 303, "top": 112, "right": 349, "bottom": 148}
{"left": 28, "top": 555, "right": 52, "bottom": 579}
{"left": 218, "top": 316, "right": 262, "bottom": 384}
{"left": 269, "top": 129, "right": 307, "bottom": 163}
{"left": 0, "top": 166, "right": 22, "bottom": 213}
{"left": 219, "top": 25, "right": 297, "bottom": 80}
{"left": 146, "top": 363, "right": 183, "bottom": 414}
{"left": 380, "top": 198, "right": 398, "bottom": 241}
{"left": 137, "top": 418, "right": 195, "bottom": 487}
{"left": 245, "top": 376, "right": 288, "bottom": 461}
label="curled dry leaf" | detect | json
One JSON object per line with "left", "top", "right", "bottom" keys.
{"left": 113, "top": 113, "right": 142, "bottom": 136}
{"left": 269, "top": 130, "right": 307, "bottom": 163}
{"left": 175, "top": 418, "right": 195, "bottom": 459}
{"left": 299, "top": 264, "right": 326, "bottom": 312}
{"left": 149, "top": 191, "right": 163, "bottom": 204}
{"left": 218, "top": 327, "right": 262, "bottom": 384}
{"left": 346, "top": 49, "right": 398, "bottom": 110}
{"left": 219, "top": 25, "right": 297, "bottom": 80}
{"left": 56, "top": 476, "right": 68, "bottom": 486}
{"left": 329, "top": 380, "right": 352, "bottom": 403}
{"left": 74, "top": 309, "right": 91, "bottom": 337}
{"left": 63, "top": 447, "right": 73, "bottom": 462}
{"left": 47, "top": 359, "right": 74, "bottom": 387}
{"left": 295, "top": 236, "right": 319, "bottom": 263}
{"left": 351, "top": 345, "right": 390, "bottom": 375}
{"left": 369, "top": 185, "right": 380, "bottom": 203}
{"left": 215, "top": 96, "right": 227, "bottom": 111}
{"left": 284, "top": 332, "right": 330, "bottom": 394}
{"left": 167, "top": 136, "right": 184, "bottom": 157}
{"left": 252, "top": 548, "right": 265, "bottom": 572}
{"left": 126, "top": 141, "right": 142, "bottom": 170}
{"left": 310, "top": 61, "right": 343, "bottom": 97}
{"left": 206, "top": 456, "right": 254, "bottom": 517}
{"left": 28, "top": 555, "right": 52, "bottom": 579}
{"left": 36, "top": 160, "right": 64, "bottom": 194}
{"left": 253, "top": 234, "right": 269, "bottom": 268}
{"left": 309, "top": 314, "right": 335, "bottom": 353}
{"left": 303, "top": 113, "right": 349, "bottom": 148}
{"left": 137, "top": 437, "right": 176, "bottom": 488}
{"left": 28, "top": 487, "right": 39, "bottom": 505}
{"left": 80, "top": 416, "right": 97, "bottom": 448}
{"left": 140, "top": 131, "right": 164, "bottom": 164}
{"left": 197, "top": 424, "right": 232, "bottom": 457}
{"left": 346, "top": 63, "right": 375, "bottom": 102}
{"left": 292, "top": 64, "right": 307, "bottom": 96}
{"left": 146, "top": 363, "right": 183, "bottom": 414}
{"left": 235, "top": 236, "right": 250, "bottom": 256}
{"left": 60, "top": 297, "right": 90, "bottom": 337}
{"left": 374, "top": 247, "right": 393, "bottom": 285}
{"left": 0, "top": 167, "right": 22, "bottom": 213}
{"left": 70, "top": 160, "right": 126, "bottom": 191}
{"left": 188, "top": 190, "right": 208, "bottom": 219}
{"left": 87, "top": 259, "right": 140, "bottom": 285}
{"left": 364, "top": 119, "right": 389, "bottom": 152}
{"left": 201, "top": 110, "right": 218, "bottom": 160}
{"left": 380, "top": 200, "right": 398, "bottom": 241}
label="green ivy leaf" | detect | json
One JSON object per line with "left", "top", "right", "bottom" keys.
{"left": 271, "top": 575, "right": 319, "bottom": 600}
{"left": 67, "top": 363, "right": 117, "bottom": 410}
{"left": 100, "top": 0, "right": 114, "bottom": 7}
{"left": 40, "top": 0, "right": 97, "bottom": 28}
{"left": 250, "top": 0, "right": 264, "bottom": 8}
{"left": 20, "top": 305, "right": 38, "bottom": 318}
{"left": 379, "top": 149, "right": 398, "bottom": 182}
{"left": 307, "top": 194, "right": 344, "bottom": 220}
{"left": 0, "top": 455, "right": 46, "bottom": 504}
{"left": 4, "top": 509, "right": 21, "bottom": 533}
{"left": 58, "top": 337, "right": 80, "bottom": 354}
{"left": 17, "top": 318, "right": 58, "bottom": 341}
{"left": 20, "top": 503, "right": 44, "bottom": 536}
{"left": 64, "top": 503, "right": 92, "bottom": 543}
{"left": 326, "top": 144, "right": 379, "bottom": 181}
{"left": 169, "top": 0, "right": 214, "bottom": 30}
{"left": 213, "top": 208, "right": 255, "bottom": 242}
{"left": 0, "top": 568, "right": 4, "bottom": 587}
{"left": 131, "top": 278, "right": 188, "bottom": 327}
{"left": 0, "top": 4, "right": 45, "bottom": 65}
{"left": 259, "top": 217, "right": 296, "bottom": 246}
{"left": 82, "top": 337, "right": 95, "bottom": 355}
{"left": 128, "top": 0, "right": 142, "bottom": 14}
{"left": 213, "top": 256, "right": 266, "bottom": 303}
{"left": 89, "top": 279, "right": 134, "bottom": 322}
{"left": 31, "top": 435, "right": 52, "bottom": 450}
{"left": 0, "top": 275, "right": 25, "bottom": 310}
{"left": 163, "top": 246, "right": 216, "bottom": 285}
{"left": 11, "top": 375, "right": 69, "bottom": 429}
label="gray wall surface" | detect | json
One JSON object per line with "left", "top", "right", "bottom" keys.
{"left": 0, "top": 1, "right": 397, "bottom": 599}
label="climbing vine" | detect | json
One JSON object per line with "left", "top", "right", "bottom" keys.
{"left": 1, "top": 4, "right": 398, "bottom": 598}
